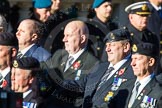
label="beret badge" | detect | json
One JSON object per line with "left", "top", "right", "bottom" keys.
{"left": 110, "top": 33, "right": 115, "bottom": 40}
{"left": 13, "top": 60, "right": 18, "bottom": 68}
{"left": 132, "top": 44, "right": 137, "bottom": 52}
{"left": 142, "top": 4, "right": 148, "bottom": 11}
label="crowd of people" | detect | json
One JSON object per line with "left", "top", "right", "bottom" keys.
{"left": 0, "top": 0, "right": 162, "bottom": 108}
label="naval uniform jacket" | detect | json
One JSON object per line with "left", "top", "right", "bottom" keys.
{"left": 147, "top": 3, "right": 162, "bottom": 39}
{"left": 110, "top": 76, "right": 162, "bottom": 108}
{"left": 46, "top": 57, "right": 135, "bottom": 108}
{"left": 126, "top": 23, "right": 160, "bottom": 54}
{"left": 86, "top": 16, "right": 118, "bottom": 59}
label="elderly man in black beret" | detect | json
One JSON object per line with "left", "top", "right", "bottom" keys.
{"left": 0, "top": 32, "right": 18, "bottom": 91}
{"left": 11, "top": 57, "right": 42, "bottom": 108}
{"left": 110, "top": 42, "right": 162, "bottom": 108}
{"left": 39, "top": 28, "right": 135, "bottom": 108}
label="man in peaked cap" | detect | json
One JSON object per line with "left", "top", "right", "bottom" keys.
{"left": 85, "top": 0, "right": 118, "bottom": 60}
{"left": 124, "top": 1, "right": 160, "bottom": 74}
{"left": 110, "top": 42, "right": 162, "bottom": 108}
{"left": 31, "top": 0, "right": 51, "bottom": 22}
{"left": 0, "top": 32, "right": 18, "bottom": 91}
{"left": 38, "top": 28, "right": 135, "bottom": 108}
{"left": 11, "top": 57, "right": 43, "bottom": 108}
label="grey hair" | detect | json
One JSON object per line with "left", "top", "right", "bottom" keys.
{"left": 0, "top": 14, "right": 7, "bottom": 32}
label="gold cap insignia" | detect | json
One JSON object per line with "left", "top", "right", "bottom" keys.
{"left": 132, "top": 44, "right": 137, "bottom": 52}
{"left": 142, "top": 4, "right": 148, "bottom": 11}
{"left": 110, "top": 33, "right": 115, "bottom": 40}
{"left": 13, "top": 60, "right": 18, "bottom": 68}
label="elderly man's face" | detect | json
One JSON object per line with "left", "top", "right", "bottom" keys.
{"left": 11, "top": 67, "right": 33, "bottom": 92}
{"left": 131, "top": 54, "right": 155, "bottom": 80}
{"left": 0, "top": 45, "right": 11, "bottom": 70}
{"left": 63, "top": 23, "right": 86, "bottom": 54}
{"left": 129, "top": 14, "right": 149, "bottom": 31}
{"left": 34, "top": 8, "right": 51, "bottom": 22}
{"left": 105, "top": 41, "right": 130, "bottom": 65}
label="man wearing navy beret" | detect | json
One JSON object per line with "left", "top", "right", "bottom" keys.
{"left": 110, "top": 42, "right": 162, "bottom": 108}
{"left": 0, "top": 32, "right": 18, "bottom": 91}
{"left": 11, "top": 57, "right": 42, "bottom": 108}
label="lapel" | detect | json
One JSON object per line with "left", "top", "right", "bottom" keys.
{"left": 24, "top": 91, "right": 34, "bottom": 102}
{"left": 84, "top": 62, "right": 109, "bottom": 97}
{"left": 3, "top": 72, "right": 11, "bottom": 91}
{"left": 63, "top": 51, "right": 87, "bottom": 78}
{"left": 132, "top": 78, "right": 156, "bottom": 108}
{"left": 95, "top": 59, "right": 132, "bottom": 97}
{"left": 23, "top": 44, "right": 38, "bottom": 57}
{"left": 59, "top": 52, "right": 69, "bottom": 72}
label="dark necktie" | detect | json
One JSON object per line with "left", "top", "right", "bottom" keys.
{"left": 128, "top": 81, "right": 141, "bottom": 108}
{"left": 17, "top": 51, "right": 23, "bottom": 59}
{"left": 64, "top": 56, "right": 74, "bottom": 72}
{"left": 97, "top": 67, "right": 114, "bottom": 90}
{"left": 158, "top": 8, "right": 162, "bottom": 18}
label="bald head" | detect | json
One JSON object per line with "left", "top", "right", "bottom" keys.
{"left": 16, "top": 19, "right": 44, "bottom": 49}
{"left": 63, "top": 20, "right": 89, "bottom": 54}
{"left": 65, "top": 20, "right": 89, "bottom": 37}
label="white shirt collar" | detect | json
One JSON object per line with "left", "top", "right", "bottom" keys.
{"left": 107, "top": 55, "right": 130, "bottom": 80}
{"left": 136, "top": 73, "right": 154, "bottom": 97}
{"left": 68, "top": 48, "right": 86, "bottom": 64}
{"left": 0, "top": 67, "right": 10, "bottom": 78}
{"left": 23, "top": 89, "right": 32, "bottom": 98}
{"left": 20, "top": 44, "right": 35, "bottom": 56}
{"left": 150, "top": 3, "right": 161, "bottom": 11}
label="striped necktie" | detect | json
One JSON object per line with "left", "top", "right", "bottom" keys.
{"left": 97, "top": 67, "right": 114, "bottom": 90}
{"left": 128, "top": 81, "right": 141, "bottom": 108}
{"left": 64, "top": 56, "right": 74, "bottom": 72}
{"left": 17, "top": 51, "right": 23, "bottom": 59}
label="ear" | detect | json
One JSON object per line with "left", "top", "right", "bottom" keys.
{"left": 29, "top": 77, "right": 34, "bottom": 84}
{"left": 80, "top": 34, "right": 87, "bottom": 44}
{"left": 11, "top": 48, "right": 18, "bottom": 58}
{"left": 128, "top": 14, "right": 133, "bottom": 21}
{"left": 31, "top": 33, "right": 38, "bottom": 41}
{"left": 94, "top": 8, "right": 97, "bottom": 12}
{"left": 148, "top": 57, "right": 155, "bottom": 66}
{"left": 123, "top": 42, "right": 131, "bottom": 52}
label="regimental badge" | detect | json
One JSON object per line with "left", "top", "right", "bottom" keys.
{"left": 13, "top": 60, "right": 18, "bottom": 68}
{"left": 132, "top": 44, "right": 137, "bottom": 52}
{"left": 104, "top": 91, "right": 114, "bottom": 102}
{"left": 110, "top": 33, "right": 115, "bottom": 40}
{"left": 142, "top": 4, "right": 148, "bottom": 11}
